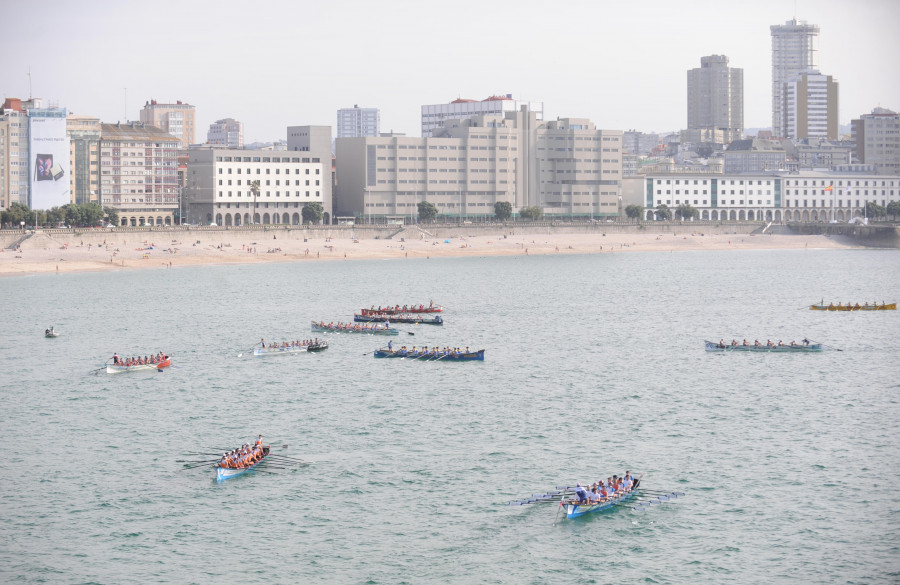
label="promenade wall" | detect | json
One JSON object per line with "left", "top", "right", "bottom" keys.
{"left": 2, "top": 221, "right": 897, "bottom": 249}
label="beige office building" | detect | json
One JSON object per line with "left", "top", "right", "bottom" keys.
{"left": 99, "top": 122, "right": 180, "bottom": 226}
{"left": 782, "top": 70, "right": 839, "bottom": 140}
{"left": 336, "top": 107, "right": 622, "bottom": 221}
{"left": 851, "top": 107, "right": 900, "bottom": 175}
{"left": 139, "top": 100, "right": 196, "bottom": 148}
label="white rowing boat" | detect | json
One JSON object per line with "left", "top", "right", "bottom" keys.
{"left": 106, "top": 357, "right": 171, "bottom": 374}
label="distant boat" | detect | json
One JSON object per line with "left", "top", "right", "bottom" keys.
{"left": 374, "top": 348, "right": 484, "bottom": 361}
{"left": 809, "top": 302, "right": 895, "bottom": 311}
{"left": 312, "top": 321, "right": 399, "bottom": 335}
{"left": 44, "top": 327, "right": 60, "bottom": 338}
{"left": 254, "top": 340, "right": 328, "bottom": 355}
{"left": 216, "top": 446, "right": 270, "bottom": 482}
{"left": 355, "top": 313, "right": 443, "bottom": 325}
{"left": 106, "top": 356, "right": 171, "bottom": 373}
{"left": 705, "top": 340, "right": 822, "bottom": 352}
{"left": 360, "top": 303, "right": 442, "bottom": 315}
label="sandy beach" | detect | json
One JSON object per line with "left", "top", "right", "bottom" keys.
{"left": 0, "top": 225, "right": 865, "bottom": 277}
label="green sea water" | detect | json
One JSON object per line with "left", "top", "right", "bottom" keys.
{"left": 1, "top": 249, "right": 898, "bottom": 584}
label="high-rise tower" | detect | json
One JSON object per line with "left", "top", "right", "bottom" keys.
{"left": 687, "top": 55, "right": 743, "bottom": 144}
{"left": 770, "top": 18, "right": 819, "bottom": 137}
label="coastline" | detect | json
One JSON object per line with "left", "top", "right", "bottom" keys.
{"left": 0, "top": 225, "right": 868, "bottom": 277}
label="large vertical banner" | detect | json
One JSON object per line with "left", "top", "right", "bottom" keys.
{"left": 29, "top": 116, "right": 70, "bottom": 209}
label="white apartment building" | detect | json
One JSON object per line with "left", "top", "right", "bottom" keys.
{"left": 184, "top": 148, "right": 325, "bottom": 227}
{"left": 207, "top": 118, "right": 243, "bottom": 147}
{"left": 99, "top": 122, "right": 180, "bottom": 226}
{"left": 782, "top": 170, "right": 900, "bottom": 221}
{"left": 771, "top": 18, "right": 819, "bottom": 137}
{"left": 782, "top": 70, "right": 839, "bottom": 140}
{"left": 638, "top": 169, "right": 900, "bottom": 223}
{"left": 336, "top": 107, "right": 622, "bottom": 221}
{"left": 421, "top": 95, "right": 543, "bottom": 137}
{"left": 337, "top": 106, "right": 380, "bottom": 138}
{"left": 0, "top": 102, "right": 29, "bottom": 209}
{"left": 643, "top": 174, "right": 782, "bottom": 221}
{"left": 851, "top": 107, "right": 900, "bottom": 175}
{"left": 286, "top": 125, "right": 333, "bottom": 221}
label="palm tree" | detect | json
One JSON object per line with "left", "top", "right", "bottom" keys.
{"left": 249, "top": 180, "right": 260, "bottom": 224}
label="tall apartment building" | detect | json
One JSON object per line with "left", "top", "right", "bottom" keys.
{"left": 286, "top": 125, "right": 333, "bottom": 221}
{"left": 139, "top": 99, "right": 196, "bottom": 148}
{"left": 851, "top": 107, "right": 900, "bottom": 174}
{"left": 67, "top": 115, "right": 101, "bottom": 205}
{"left": 782, "top": 70, "right": 839, "bottom": 140}
{"left": 184, "top": 148, "right": 325, "bottom": 227}
{"left": 99, "top": 122, "right": 180, "bottom": 226}
{"left": 686, "top": 55, "right": 743, "bottom": 144}
{"left": 337, "top": 106, "right": 380, "bottom": 138}
{"left": 207, "top": 118, "right": 243, "bottom": 147}
{"left": 771, "top": 18, "right": 819, "bottom": 137}
{"left": 420, "top": 95, "right": 543, "bottom": 137}
{"left": 0, "top": 99, "right": 29, "bottom": 209}
{"left": 336, "top": 107, "right": 622, "bottom": 221}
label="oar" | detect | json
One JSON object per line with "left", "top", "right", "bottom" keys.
{"left": 237, "top": 345, "right": 258, "bottom": 357}
{"left": 267, "top": 456, "right": 307, "bottom": 464}
{"left": 176, "top": 458, "right": 219, "bottom": 464}
{"left": 810, "top": 340, "right": 842, "bottom": 352}
{"left": 180, "top": 461, "right": 218, "bottom": 470}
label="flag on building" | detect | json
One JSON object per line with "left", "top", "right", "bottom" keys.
{"left": 825, "top": 185, "right": 834, "bottom": 191}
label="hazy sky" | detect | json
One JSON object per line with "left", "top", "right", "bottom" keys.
{"left": 1, "top": 0, "right": 897, "bottom": 143}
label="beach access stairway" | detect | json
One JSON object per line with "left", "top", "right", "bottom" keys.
{"left": 5, "top": 232, "right": 33, "bottom": 250}
{"left": 752, "top": 222, "right": 795, "bottom": 236}
{"left": 388, "top": 225, "right": 435, "bottom": 241}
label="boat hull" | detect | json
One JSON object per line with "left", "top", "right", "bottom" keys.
{"left": 216, "top": 446, "right": 270, "bottom": 482}
{"left": 564, "top": 490, "right": 637, "bottom": 519}
{"left": 106, "top": 358, "right": 171, "bottom": 374}
{"left": 705, "top": 341, "right": 822, "bottom": 352}
{"left": 45, "top": 332, "right": 60, "bottom": 338}
{"left": 810, "top": 303, "right": 895, "bottom": 311}
{"left": 312, "top": 322, "right": 399, "bottom": 335}
{"left": 373, "top": 349, "right": 484, "bottom": 361}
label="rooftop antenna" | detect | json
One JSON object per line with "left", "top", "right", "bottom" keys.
{"left": 28, "top": 66, "right": 32, "bottom": 100}
{"left": 124, "top": 87, "right": 127, "bottom": 121}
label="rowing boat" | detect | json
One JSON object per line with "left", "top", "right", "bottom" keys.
{"left": 216, "top": 446, "right": 270, "bottom": 482}
{"left": 809, "top": 302, "right": 896, "bottom": 311}
{"left": 373, "top": 348, "right": 484, "bottom": 361}
{"left": 562, "top": 489, "right": 638, "bottom": 519}
{"left": 44, "top": 327, "right": 60, "bottom": 338}
{"left": 106, "top": 357, "right": 171, "bottom": 374}
{"left": 704, "top": 340, "right": 822, "bottom": 352}
{"left": 253, "top": 341, "right": 328, "bottom": 355}
{"left": 360, "top": 304, "right": 443, "bottom": 315}
{"left": 354, "top": 314, "right": 443, "bottom": 325}
{"left": 312, "top": 321, "right": 399, "bottom": 335}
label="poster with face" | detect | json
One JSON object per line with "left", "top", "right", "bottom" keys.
{"left": 29, "top": 115, "right": 70, "bottom": 209}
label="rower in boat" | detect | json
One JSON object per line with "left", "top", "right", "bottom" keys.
{"left": 573, "top": 483, "right": 590, "bottom": 503}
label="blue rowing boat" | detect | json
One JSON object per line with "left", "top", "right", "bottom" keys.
{"left": 704, "top": 340, "right": 823, "bottom": 352}
{"left": 562, "top": 489, "right": 638, "bottom": 519}
{"left": 373, "top": 348, "right": 484, "bottom": 361}
{"left": 216, "top": 446, "right": 270, "bottom": 482}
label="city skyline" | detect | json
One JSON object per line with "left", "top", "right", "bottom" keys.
{"left": 0, "top": 0, "right": 897, "bottom": 144}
